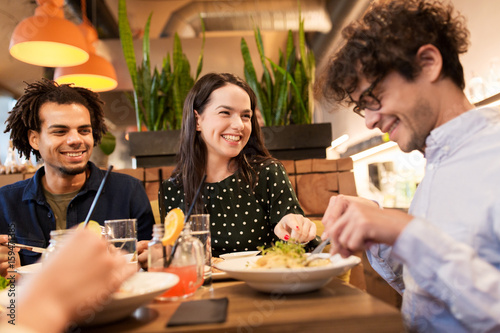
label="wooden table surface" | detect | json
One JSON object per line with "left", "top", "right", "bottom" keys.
{"left": 81, "top": 277, "right": 404, "bottom": 333}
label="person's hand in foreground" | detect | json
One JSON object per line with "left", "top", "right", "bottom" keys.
{"left": 274, "top": 214, "right": 317, "bottom": 244}
{"left": 322, "top": 195, "right": 413, "bottom": 258}
{"left": 16, "top": 229, "right": 136, "bottom": 333}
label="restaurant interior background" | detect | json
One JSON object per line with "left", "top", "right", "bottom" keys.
{"left": 1, "top": 0, "right": 500, "bottom": 209}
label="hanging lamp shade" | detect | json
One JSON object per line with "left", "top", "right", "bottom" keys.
{"left": 54, "top": 21, "right": 118, "bottom": 92}
{"left": 9, "top": 0, "right": 89, "bottom": 67}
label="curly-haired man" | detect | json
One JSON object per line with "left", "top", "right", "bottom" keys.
{"left": 0, "top": 80, "right": 154, "bottom": 266}
{"left": 318, "top": 0, "right": 500, "bottom": 331}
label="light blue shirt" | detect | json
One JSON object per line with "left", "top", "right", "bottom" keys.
{"left": 367, "top": 107, "right": 500, "bottom": 332}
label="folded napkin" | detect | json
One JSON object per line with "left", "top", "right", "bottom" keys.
{"left": 167, "top": 297, "right": 229, "bottom": 327}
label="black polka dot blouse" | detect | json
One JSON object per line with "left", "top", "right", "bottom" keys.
{"left": 161, "top": 162, "right": 304, "bottom": 257}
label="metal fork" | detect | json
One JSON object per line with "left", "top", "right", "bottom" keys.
{"left": 311, "top": 239, "right": 330, "bottom": 254}
{"left": 306, "top": 239, "right": 331, "bottom": 265}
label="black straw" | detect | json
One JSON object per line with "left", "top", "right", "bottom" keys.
{"left": 184, "top": 174, "right": 207, "bottom": 224}
{"left": 165, "top": 174, "right": 207, "bottom": 267}
{"left": 83, "top": 165, "right": 113, "bottom": 227}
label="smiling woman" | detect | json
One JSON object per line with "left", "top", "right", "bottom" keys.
{"left": 160, "top": 72, "right": 317, "bottom": 258}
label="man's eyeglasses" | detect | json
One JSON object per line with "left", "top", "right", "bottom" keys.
{"left": 350, "top": 77, "right": 382, "bottom": 118}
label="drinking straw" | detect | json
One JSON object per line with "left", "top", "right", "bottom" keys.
{"left": 83, "top": 165, "right": 113, "bottom": 228}
{"left": 165, "top": 174, "right": 207, "bottom": 267}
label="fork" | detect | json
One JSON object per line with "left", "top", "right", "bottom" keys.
{"left": 311, "top": 239, "right": 330, "bottom": 254}
{"left": 306, "top": 239, "right": 331, "bottom": 264}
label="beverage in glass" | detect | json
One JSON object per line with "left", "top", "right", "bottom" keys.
{"left": 104, "top": 219, "right": 137, "bottom": 263}
{"left": 148, "top": 224, "right": 204, "bottom": 301}
{"left": 188, "top": 214, "right": 212, "bottom": 287}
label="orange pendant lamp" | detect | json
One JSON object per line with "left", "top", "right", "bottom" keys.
{"left": 54, "top": 19, "right": 118, "bottom": 92}
{"left": 9, "top": 0, "right": 89, "bottom": 67}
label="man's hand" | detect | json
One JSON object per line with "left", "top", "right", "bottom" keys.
{"left": 0, "top": 235, "right": 19, "bottom": 278}
{"left": 321, "top": 195, "right": 412, "bottom": 257}
{"left": 322, "top": 195, "right": 379, "bottom": 230}
{"left": 137, "top": 240, "right": 149, "bottom": 271}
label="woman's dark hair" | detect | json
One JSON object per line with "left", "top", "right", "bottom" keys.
{"left": 316, "top": 0, "right": 470, "bottom": 103}
{"left": 171, "top": 72, "right": 274, "bottom": 211}
{"left": 5, "top": 79, "right": 107, "bottom": 161}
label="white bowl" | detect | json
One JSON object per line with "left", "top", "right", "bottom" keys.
{"left": 81, "top": 272, "right": 179, "bottom": 326}
{"left": 0, "top": 272, "right": 178, "bottom": 326}
{"left": 219, "top": 251, "right": 261, "bottom": 260}
{"left": 16, "top": 262, "right": 42, "bottom": 276}
{"left": 214, "top": 253, "right": 361, "bottom": 294}
{"left": 16, "top": 251, "right": 136, "bottom": 276}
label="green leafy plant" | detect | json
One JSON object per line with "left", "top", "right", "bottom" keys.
{"left": 98, "top": 132, "right": 116, "bottom": 155}
{"left": 241, "top": 12, "right": 315, "bottom": 126}
{"left": 118, "top": 0, "right": 205, "bottom": 131}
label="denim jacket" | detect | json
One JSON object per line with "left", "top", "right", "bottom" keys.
{"left": 0, "top": 162, "right": 155, "bottom": 265}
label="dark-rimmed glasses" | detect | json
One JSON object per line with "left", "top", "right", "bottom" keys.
{"left": 350, "top": 77, "right": 382, "bottom": 118}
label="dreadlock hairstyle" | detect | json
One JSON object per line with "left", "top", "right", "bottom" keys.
{"left": 5, "top": 79, "right": 107, "bottom": 161}
{"left": 315, "top": 0, "right": 470, "bottom": 104}
{"left": 171, "top": 72, "right": 274, "bottom": 214}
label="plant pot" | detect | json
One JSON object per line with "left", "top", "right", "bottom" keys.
{"left": 261, "top": 123, "right": 332, "bottom": 160}
{"left": 128, "top": 123, "right": 332, "bottom": 167}
{"left": 128, "top": 130, "right": 181, "bottom": 168}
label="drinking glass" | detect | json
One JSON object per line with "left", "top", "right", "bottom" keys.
{"left": 188, "top": 214, "right": 212, "bottom": 287}
{"left": 104, "top": 219, "right": 137, "bottom": 262}
{"left": 42, "top": 229, "right": 75, "bottom": 262}
{"left": 148, "top": 224, "right": 205, "bottom": 301}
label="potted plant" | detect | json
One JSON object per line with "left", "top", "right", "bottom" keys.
{"left": 91, "top": 131, "right": 116, "bottom": 168}
{"left": 240, "top": 13, "right": 331, "bottom": 160}
{"left": 118, "top": 0, "right": 205, "bottom": 167}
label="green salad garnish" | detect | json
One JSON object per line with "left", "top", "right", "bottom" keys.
{"left": 258, "top": 240, "right": 306, "bottom": 259}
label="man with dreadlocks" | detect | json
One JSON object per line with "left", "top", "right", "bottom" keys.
{"left": 0, "top": 79, "right": 154, "bottom": 266}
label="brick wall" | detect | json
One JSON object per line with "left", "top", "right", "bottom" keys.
{"left": 282, "top": 158, "right": 357, "bottom": 217}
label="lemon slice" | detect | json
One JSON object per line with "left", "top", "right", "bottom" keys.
{"left": 162, "top": 208, "right": 185, "bottom": 246}
{"left": 78, "top": 220, "right": 103, "bottom": 236}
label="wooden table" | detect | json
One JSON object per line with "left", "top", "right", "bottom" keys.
{"left": 82, "top": 278, "right": 404, "bottom": 333}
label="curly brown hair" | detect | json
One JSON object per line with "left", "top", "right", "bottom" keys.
{"left": 4, "top": 79, "right": 107, "bottom": 161}
{"left": 316, "top": 0, "right": 470, "bottom": 103}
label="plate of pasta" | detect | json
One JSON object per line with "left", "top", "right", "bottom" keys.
{"left": 213, "top": 242, "right": 361, "bottom": 294}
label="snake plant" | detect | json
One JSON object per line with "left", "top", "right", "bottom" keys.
{"left": 118, "top": 0, "right": 205, "bottom": 131}
{"left": 241, "top": 12, "right": 315, "bottom": 126}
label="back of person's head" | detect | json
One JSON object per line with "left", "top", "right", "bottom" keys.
{"left": 318, "top": 0, "right": 470, "bottom": 102}
{"left": 5, "top": 79, "right": 107, "bottom": 161}
{"left": 173, "top": 72, "right": 272, "bottom": 210}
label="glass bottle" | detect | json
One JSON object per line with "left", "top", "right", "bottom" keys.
{"left": 3, "top": 141, "right": 20, "bottom": 174}
{"left": 148, "top": 224, "right": 205, "bottom": 301}
{"left": 41, "top": 229, "right": 75, "bottom": 262}
{"left": 0, "top": 154, "right": 5, "bottom": 175}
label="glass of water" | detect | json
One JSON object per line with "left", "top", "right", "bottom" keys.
{"left": 188, "top": 214, "right": 212, "bottom": 287}
{"left": 104, "top": 219, "right": 137, "bottom": 263}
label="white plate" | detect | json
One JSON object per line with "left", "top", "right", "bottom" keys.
{"left": 17, "top": 251, "right": 136, "bottom": 276}
{"left": 0, "top": 272, "right": 179, "bottom": 326}
{"left": 16, "top": 262, "right": 42, "bottom": 276}
{"left": 219, "top": 251, "right": 261, "bottom": 260}
{"left": 212, "top": 271, "right": 229, "bottom": 280}
{"left": 85, "top": 272, "right": 178, "bottom": 326}
{"left": 214, "top": 253, "right": 361, "bottom": 294}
